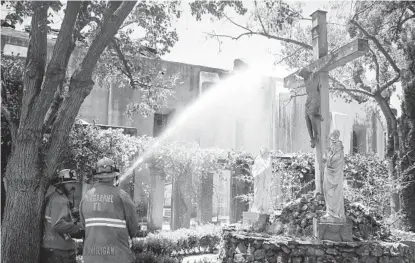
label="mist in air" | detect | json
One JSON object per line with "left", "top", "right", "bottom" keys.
{"left": 120, "top": 67, "right": 278, "bottom": 182}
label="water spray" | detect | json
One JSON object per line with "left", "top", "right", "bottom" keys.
{"left": 119, "top": 67, "right": 265, "bottom": 182}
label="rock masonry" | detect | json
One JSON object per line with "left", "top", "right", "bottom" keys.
{"left": 267, "top": 192, "right": 391, "bottom": 241}
{"left": 219, "top": 227, "right": 415, "bottom": 263}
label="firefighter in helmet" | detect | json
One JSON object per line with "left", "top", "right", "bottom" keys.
{"left": 41, "top": 169, "right": 83, "bottom": 263}
{"left": 79, "top": 157, "right": 140, "bottom": 263}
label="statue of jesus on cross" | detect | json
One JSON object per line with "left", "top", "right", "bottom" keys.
{"left": 298, "top": 68, "right": 324, "bottom": 148}
{"left": 284, "top": 10, "right": 368, "bottom": 193}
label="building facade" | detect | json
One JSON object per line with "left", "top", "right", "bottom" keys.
{"left": 2, "top": 27, "right": 386, "bottom": 226}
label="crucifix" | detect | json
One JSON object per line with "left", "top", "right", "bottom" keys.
{"left": 283, "top": 10, "right": 368, "bottom": 193}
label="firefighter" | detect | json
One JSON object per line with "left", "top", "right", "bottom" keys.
{"left": 40, "top": 169, "right": 83, "bottom": 263}
{"left": 80, "top": 157, "right": 140, "bottom": 263}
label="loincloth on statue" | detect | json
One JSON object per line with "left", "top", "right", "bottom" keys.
{"left": 305, "top": 96, "right": 320, "bottom": 115}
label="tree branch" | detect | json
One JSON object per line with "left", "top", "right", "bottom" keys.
{"left": 42, "top": 85, "right": 64, "bottom": 133}
{"left": 1, "top": 80, "right": 8, "bottom": 101}
{"left": 350, "top": 19, "right": 400, "bottom": 74}
{"left": 20, "top": 2, "right": 49, "bottom": 126}
{"left": 350, "top": 62, "right": 372, "bottom": 93}
{"left": 114, "top": 63, "right": 129, "bottom": 77}
{"left": 368, "top": 47, "right": 380, "bottom": 90}
{"left": 34, "top": 0, "right": 81, "bottom": 132}
{"left": 73, "top": 1, "right": 91, "bottom": 40}
{"left": 111, "top": 39, "right": 171, "bottom": 90}
{"left": 377, "top": 74, "right": 401, "bottom": 94}
{"left": 329, "top": 87, "right": 374, "bottom": 97}
{"left": 77, "top": 1, "right": 137, "bottom": 78}
{"left": 259, "top": 31, "right": 313, "bottom": 49}
{"left": 220, "top": 13, "right": 312, "bottom": 50}
{"left": 205, "top": 32, "right": 232, "bottom": 40}
{"left": 284, "top": 93, "right": 306, "bottom": 107}
{"left": 110, "top": 38, "right": 139, "bottom": 89}
{"left": 399, "top": 14, "right": 415, "bottom": 28}
{"left": 206, "top": 30, "right": 312, "bottom": 50}
{"left": 352, "top": 2, "right": 378, "bottom": 20}
{"left": 254, "top": 0, "right": 267, "bottom": 34}
{"left": 44, "top": 1, "right": 137, "bottom": 177}
{"left": 374, "top": 93, "right": 398, "bottom": 158}
{"left": 205, "top": 31, "right": 254, "bottom": 41}
{"left": 275, "top": 47, "right": 305, "bottom": 65}
{"left": 329, "top": 75, "right": 374, "bottom": 98}
{"left": 223, "top": 13, "right": 251, "bottom": 32}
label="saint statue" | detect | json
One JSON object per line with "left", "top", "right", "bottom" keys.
{"left": 251, "top": 147, "right": 273, "bottom": 214}
{"left": 322, "top": 130, "right": 346, "bottom": 223}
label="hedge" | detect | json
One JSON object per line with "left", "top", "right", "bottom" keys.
{"left": 132, "top": 224, "right": 221, "bottom": 257}
{"left": 75, "top": 224, "right": 221, "bottom": 260}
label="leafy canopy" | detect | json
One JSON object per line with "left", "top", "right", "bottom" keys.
{"left": 1, "top": 0, "right": 246, "bottom": 117}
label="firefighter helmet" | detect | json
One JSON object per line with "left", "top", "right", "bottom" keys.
{"left": 54, "top": 169, "right": 78, "bottom": 185}
{"left": 93, "top": 157, "right": 120, "bottom": 179}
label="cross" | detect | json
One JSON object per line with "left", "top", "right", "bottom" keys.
{"left": 283, "top": 10, "right": 368, "bottom": 193}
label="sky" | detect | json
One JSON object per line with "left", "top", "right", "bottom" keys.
{"left": 163, "top": 1, "right": 310, "bottom": 76}
{"left": 162, "top": 1, "right": 344, "bottom": 72}
{"left": 161, "top": 0, "right": 401, "bottom": 113}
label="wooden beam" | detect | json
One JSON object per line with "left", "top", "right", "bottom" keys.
{"left": 311, "top": 10, "right": 329, "bottom": 194}
{"left": 283, "top": 38, "right": 368, "bottom": 89}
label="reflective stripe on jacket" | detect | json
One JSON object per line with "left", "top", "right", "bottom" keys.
{"left": 80, "top": 182, "right": 140, "bottom": 263}
{"left": 42, "top": 188, "right": 80, "bottom": 250}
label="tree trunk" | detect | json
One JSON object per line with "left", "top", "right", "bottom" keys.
{"left": 1, "top": 2, "right": 137, "bottom": 263}
{"left": 400, "top": 29, "right": 415, "bottom": 231}
{"left": 1, "top": 139, "right": 48, "bottom": 263}
{"left": 375, "top": 95, "right": 400, "bottom": 215}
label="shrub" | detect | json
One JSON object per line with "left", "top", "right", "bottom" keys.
{"left": 191, "top": 257, "right": 219, "bottom": 263}
{"left": 132, "top": 224, "right": 221, "bottom": 257}
{"left": 232, "top": 151, "right": 315, "bottom": 210}
{"left": 234, "top": 151, "right": 393, "bottom": 221}
{"left": 343, "top": 153, "right": 392, "bottom": 218}
{"left": 75, "top": 224, "right": 221, "bottom": 259}
{"left": 65, "top": 120, "right": 152, "bottom": 182}
{"left": 272, "top": 152, "right": 315, "bottom": 205}
{"left": 268, "top": 191, "right": 392, "bottom": 241}
{"left": 135, "top": 251, "right": 179, "bottom": 263}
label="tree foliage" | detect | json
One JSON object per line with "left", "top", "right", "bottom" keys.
{"left": 1, "top": 55, "right": 24, "bottom": 150}
{"left": 344, "top": 154, "right": 396, "bottom": 219}
{"left": 65, "top": 120, "right": 152, "bottom": 182}
{"left": 227, "top": 150, "right": 394, "bottom": 223}
{"left": 0, "top": 0, "right": 247, "bottom": 173}
{"left": 204, "top": 1, "right": 411, "bottom": 107}
{"left": 0, "top": 1, "right": 254, "bottom": 262}
{"left": 150, "top": 141, "right": 227, "bottom": 182}
{"left": 203, "top": 0, "right": 414, "bottom": 219}
{"left": 0, "top": 2, "right": 167, "bottom": 262}
{"left": 189, "top": 0, "right": 247, "bottom": 21}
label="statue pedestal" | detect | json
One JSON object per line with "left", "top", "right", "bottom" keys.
{"left": 242, "top": 212, "right": 259, "bottom": 226}
{"left": 242, "top": 212, "right": 269, "bottom": 232}
{"left": 313, "top": 218, "right": 353, "bottom": 242}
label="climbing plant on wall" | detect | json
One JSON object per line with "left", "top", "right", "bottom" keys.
{"left": 149, "top": 141, "right": 227, "bottom": 229}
